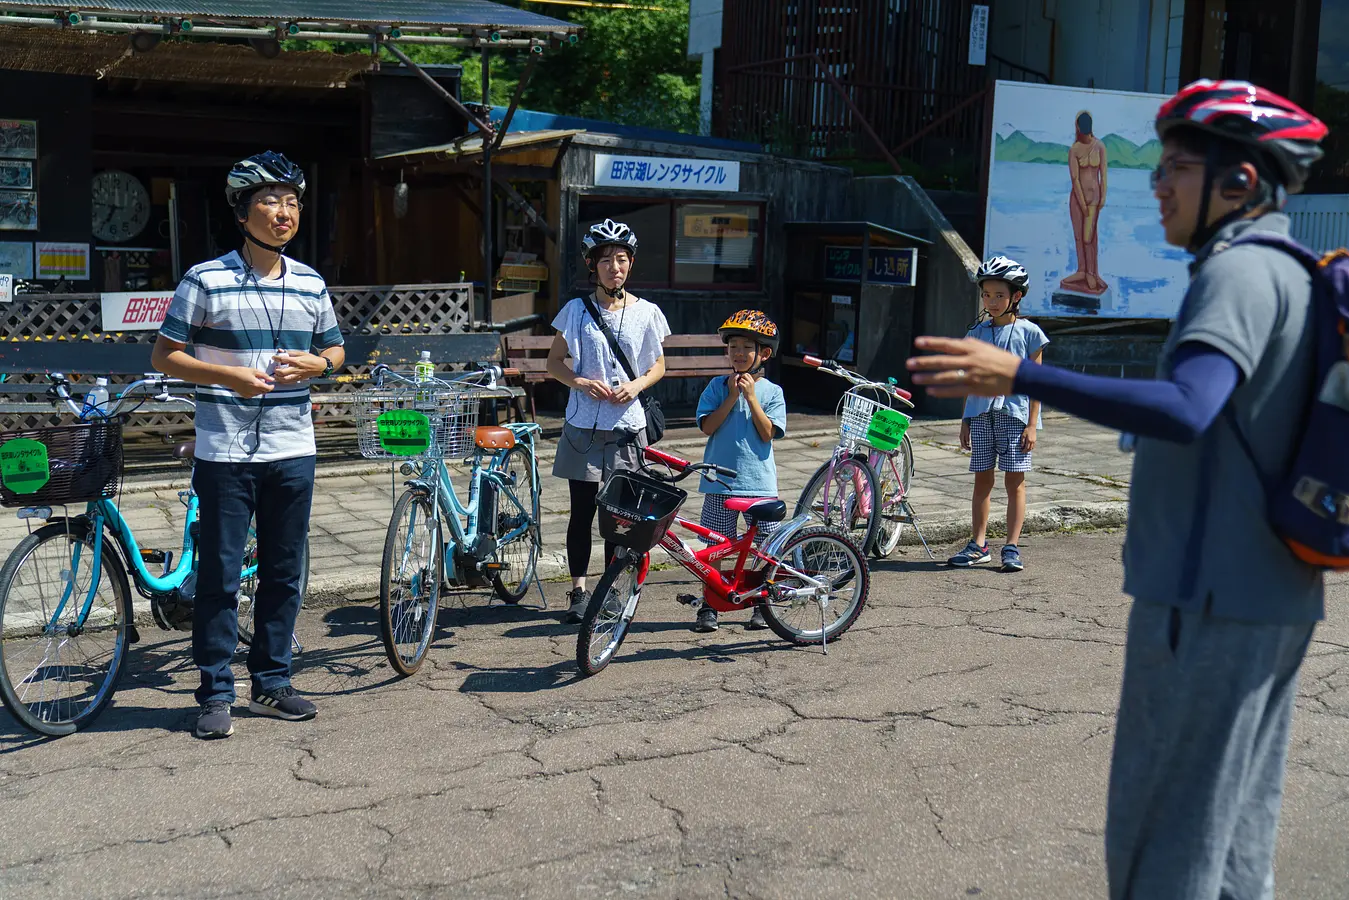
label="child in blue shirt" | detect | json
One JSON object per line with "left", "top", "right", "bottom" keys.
{"left": 949, "top": 256, "right": 1049, "bottom": 573}
{"left": 691, "top": 310, "right": 787, "bottom": 633}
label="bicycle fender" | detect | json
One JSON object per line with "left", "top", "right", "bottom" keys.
{"left": 759, "top": 511, "right": 821, "bottom": 560}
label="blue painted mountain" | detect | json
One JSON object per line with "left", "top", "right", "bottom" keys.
{"left": 994, "top": 130, "right": 1162, "bottom": 170}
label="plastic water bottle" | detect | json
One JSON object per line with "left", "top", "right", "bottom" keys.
{"left": 82, "top": 377, "right": 110, "bottom": 419}
{"left": 415, "top": 351, "right": 434, "bottom": 402}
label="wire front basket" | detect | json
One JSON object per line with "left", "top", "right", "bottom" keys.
{"left": 352, "top": 386, "right": 486, "bottom": 459}
{"left": 837, "top": 389, "right": 892, "bottom": 453}
{"left": 0, "top": 419, "right": 124, "bottom": 508}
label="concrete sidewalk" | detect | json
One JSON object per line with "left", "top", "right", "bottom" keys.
{"left": 0, "top": 413, "right": 1132, "bottom": 606}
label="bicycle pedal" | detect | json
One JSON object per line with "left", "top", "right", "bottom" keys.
{"left": 676, "top": 593, "right": 699, "bottom": 606}
{"left": 140, "top": 549, "right": 167, "bottom": 565}
{"left": 481, "top": 561, "right": 510, "bottom": 572}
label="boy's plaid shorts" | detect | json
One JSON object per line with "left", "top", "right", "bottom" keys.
{"left": 968, "top": 410, "right": 1033, "bottom": 473}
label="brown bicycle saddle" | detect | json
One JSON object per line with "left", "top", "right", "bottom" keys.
{"left": 474, "top": 426, "right": 516, "bottom": 451}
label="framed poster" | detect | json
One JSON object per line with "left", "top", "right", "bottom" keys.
{"left": 0, "top": 190, "right": 37, "bottom": 231}
{"left": 36, "top": 241, "right": 89, "bottom": 280}
{"left": 0, "top": 161, "right": 32, "bottom": 190}
{"left": 983, "top": 81, "right": 1189, "bottom": 318}
{"left": 0, "top": 241, "right": 33, "bottom": 278}
{"left": 0, "top": 120, "right": 37, "bottom": 160}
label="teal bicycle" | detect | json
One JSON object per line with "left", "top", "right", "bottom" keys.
{"left": 0, "top": 372, "right": 307, "bottom": 737}
{"left": 356, "top": 363, "right": 542, "bottom": 676}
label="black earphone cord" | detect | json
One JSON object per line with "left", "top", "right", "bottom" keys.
{"left": 235, "top": 245, "right": 287, "bottom": 458}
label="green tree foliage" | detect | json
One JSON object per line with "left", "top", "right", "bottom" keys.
{"left": 285, "top": 1, "right": 701, "bottom": 133}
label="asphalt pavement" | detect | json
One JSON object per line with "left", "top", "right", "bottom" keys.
{"left": 1, "top": 531, "right": 1346, "bottom": 900}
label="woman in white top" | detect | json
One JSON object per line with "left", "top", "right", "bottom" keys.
{"left": 547, "top": 219, "right": 671, "bottom": 622}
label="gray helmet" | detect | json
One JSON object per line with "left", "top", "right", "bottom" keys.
{"left": 976, "top": 255, "right": 1030, "bottom": 297}
{"left": 226, "top": 151, "right": 306, "bottom": 206}
{"left": 581, "top": 218, "right": 638, "bottom": 265}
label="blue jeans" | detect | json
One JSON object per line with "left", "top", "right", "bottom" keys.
{"left": 192, "top": 456, "right": 315, "bottom": 705}
{"left": 1106, "top": 601, "right": 1314, "bottom": 900}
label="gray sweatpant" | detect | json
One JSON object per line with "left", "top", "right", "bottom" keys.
{"left": 1106, "top": 601, "right": 1314, "bottom": 900}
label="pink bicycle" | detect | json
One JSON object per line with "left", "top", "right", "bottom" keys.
{"left": 795, "top": 356, "right": 933, "bottom": 560}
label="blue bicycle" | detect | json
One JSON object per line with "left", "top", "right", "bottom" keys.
{"left": 0, "top": 373, "right": 307, "bottom": 736}
{"left": 356, "top": 363, "right": 542, "bottom": 675}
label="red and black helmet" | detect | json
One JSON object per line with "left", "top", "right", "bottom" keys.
{"left": 1155, "top": 79, "right": 1328, "bottom": 194}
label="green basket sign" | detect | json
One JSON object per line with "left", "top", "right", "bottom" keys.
{"left": 865, "top": 408, "right": 911, "bottom": 451}
{"left": 0, "top": 437, "right": 50, "bottom": 494}
{"left": 376, "top": 409, "right": 432, "bottom": 456}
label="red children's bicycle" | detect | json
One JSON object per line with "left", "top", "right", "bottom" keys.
{"left": 575, "top": 445, "right": 871, "bottom": 676}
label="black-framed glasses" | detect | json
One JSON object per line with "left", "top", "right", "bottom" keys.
{"left": 256, "top": 197, "right": 303, "bottom": 213}
{"left": 1150, "top": 157, "right": 1206, "bottom": 189}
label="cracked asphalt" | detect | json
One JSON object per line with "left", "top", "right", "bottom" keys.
{"left": 2, "top": 531, "right": 1347, "bottom": 899}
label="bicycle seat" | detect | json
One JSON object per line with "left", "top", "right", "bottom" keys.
{"left": 724, "top": 497, "right": 787, "bottom": 523}
{"left": 474, "top": 425, "right": 516, "bottom": 451}
{"left": 172, "top": 440, "right": 196, "bottom": 460}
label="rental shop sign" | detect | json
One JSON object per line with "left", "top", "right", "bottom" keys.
{"left": 594, "top": 154, "right": 741, "bottom": 192}
{"left": 100, "top": 291, "right": 175, "bottom": 332}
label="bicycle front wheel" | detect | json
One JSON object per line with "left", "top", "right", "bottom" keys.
{"left": 871, "top": 435, "right": 915, "bottom": 559}
{"left": 796, "top": 455, "right": 880, "bottom": 553}
{"left": 380, "top": 490, "right": 443, "bottom": 676}
{"left": 0, "top": 520, "right": 133, "bottom": 736}
{"left": 238, "top": 518, "right": 310, "bottom": 647}
{"left": 759, "top": 526, "right": 869, "bottom": 646}
{"left": 576, "top": 553, "right": 643, "bottom": 677}
{"left": 490, "top": 445, "right": 541, "bottom": 604}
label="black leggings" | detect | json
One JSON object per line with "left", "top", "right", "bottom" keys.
{"left": 567, "top": 480, "right": 617, "bottom": 579}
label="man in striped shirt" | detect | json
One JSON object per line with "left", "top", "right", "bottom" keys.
{"left": 153, "top": 151, "right": 344, "bottom": 740}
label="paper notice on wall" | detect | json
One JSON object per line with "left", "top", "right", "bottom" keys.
{"left": 36, "top": 242, "right": 90, "bottom": 280}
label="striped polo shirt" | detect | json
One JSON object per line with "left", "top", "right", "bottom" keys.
{"left": 160, "top": 250, "right": 344, "bottom": 463}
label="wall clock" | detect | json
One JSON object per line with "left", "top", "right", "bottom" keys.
{"left": 92, "top": 170, "right": 150, "bottom": 242}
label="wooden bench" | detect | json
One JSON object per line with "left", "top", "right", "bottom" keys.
{"left": 503, "top": 333, "right": 728, "bottom": 419}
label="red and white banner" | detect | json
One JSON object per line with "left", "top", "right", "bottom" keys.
{"left": 100, "top": 291, "right": 174, "bottom": 332}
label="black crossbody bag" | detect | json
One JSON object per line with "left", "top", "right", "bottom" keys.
{"left": 580, "top": 294, "right": 665, "bottom": 443}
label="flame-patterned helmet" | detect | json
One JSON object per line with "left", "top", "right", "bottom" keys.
{"left": 1155, "top": 80, "right": 1327, "bottom": 194}
{"left": 719, "top": 310, "right": 779, "bottom": 353}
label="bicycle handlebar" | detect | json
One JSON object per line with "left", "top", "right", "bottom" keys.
{"left": 641, "top": 446, "right": 738, "bottom": 484}
{"left": 47, "top": 372, "right": 188, "bottom": 420}
{"left": 802, "top": 355, "right": 914, "bottom": 406}
{"left": 371, "top": 362, "right": 504, "bottom": 390}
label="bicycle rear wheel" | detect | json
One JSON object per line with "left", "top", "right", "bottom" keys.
{"left": 237, "top": 518, "right": 310, "bottom": 647}
{"left": 871, "top": 436, "right": 915, "bottom": 559}
{"left": 0, "top": 519, "right": 133, "bottom": 736}
{"left": 759, "top": 526, "right": 868, "bottom": 646}
{"left": 490, "top": 446, "right": 541, "bottom": 604}
{"left": 380, "top": 490, "right": 443, "bottom": 676}
{"left": 796, "top": 455, "right": 880, "bottom": 553}
{"left": 576, "top": 553, "right": 643, "bottom": 677}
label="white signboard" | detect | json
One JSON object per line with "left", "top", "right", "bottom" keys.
{"left": 0, "top": 274, "right": 11, "bottom": 304}
{"left": 969, "top": 5, "right": 989, "bottom": 66}
{"left": 595, "top": 154, "right": 740, "bottom": 192}
{"left": 101, "top": 291, "right": 175, "bottom": 332}
{"left": 983, "top": 81, "right": 1188, "bottom": 318}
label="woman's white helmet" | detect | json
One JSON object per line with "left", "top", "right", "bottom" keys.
{"left": 976, "top": 255, "right": 1030, "bottom": 297}
{"left": 581, "top": 218, "right": 638, "bottom": 265}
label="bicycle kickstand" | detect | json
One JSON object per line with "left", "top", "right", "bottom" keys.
{"left": 901, "top": 500, "right": 936, "bottom": 560}
{"left": 819, "top": 600, "right": 828, "bottom": 656}
{"left": 292, "top": 633, "right": 304, "bottom": 655}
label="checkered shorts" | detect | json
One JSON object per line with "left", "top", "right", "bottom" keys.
{"left": 968, "top": 410, "right": 1033, "bottom": 473}
{"left": 698, "top": 494, "right": 781, "bottom": 546}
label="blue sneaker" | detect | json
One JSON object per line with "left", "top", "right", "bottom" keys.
{"left": 948, "top": 541, "right": 991, "bottom": 567}
{"left": 1001, "top": 545, "right": 1024, "bottom": 572}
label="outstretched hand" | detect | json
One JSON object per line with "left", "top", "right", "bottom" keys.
{"left": 906, "top": 336, "right": 1023, "bottom": 398}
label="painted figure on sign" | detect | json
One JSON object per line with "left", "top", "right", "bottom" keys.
{"left": 1061, "top": 110, "right": 1109, "bottom": 295}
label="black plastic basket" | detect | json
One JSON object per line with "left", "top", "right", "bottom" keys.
{"left": 597, "top": 471, "right": 687, "bottom": 552}
{"left": 0, "top": 419, "right": 124, "bottom": 509}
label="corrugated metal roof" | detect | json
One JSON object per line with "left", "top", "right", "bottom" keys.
{"left": 0, "top": 1, "right": 576, "bottom": 31}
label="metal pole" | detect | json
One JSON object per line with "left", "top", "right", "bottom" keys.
{"left": 482, "top": 44, "right": 494, "bottom": 326}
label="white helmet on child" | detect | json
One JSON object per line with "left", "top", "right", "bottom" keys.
{"left": 976, "top": 256, "right": 1030, "bottom": 297}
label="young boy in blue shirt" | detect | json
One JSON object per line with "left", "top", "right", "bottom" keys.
{"left": 949, "top": 256, "right": 1049, "bottom": 572}
{"left": 691, "top": 310, "right": 787, "bottom": 633}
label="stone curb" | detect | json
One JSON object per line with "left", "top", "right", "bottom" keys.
{"left": 299, "top": 500, "right": 1130, "bottom": 607}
